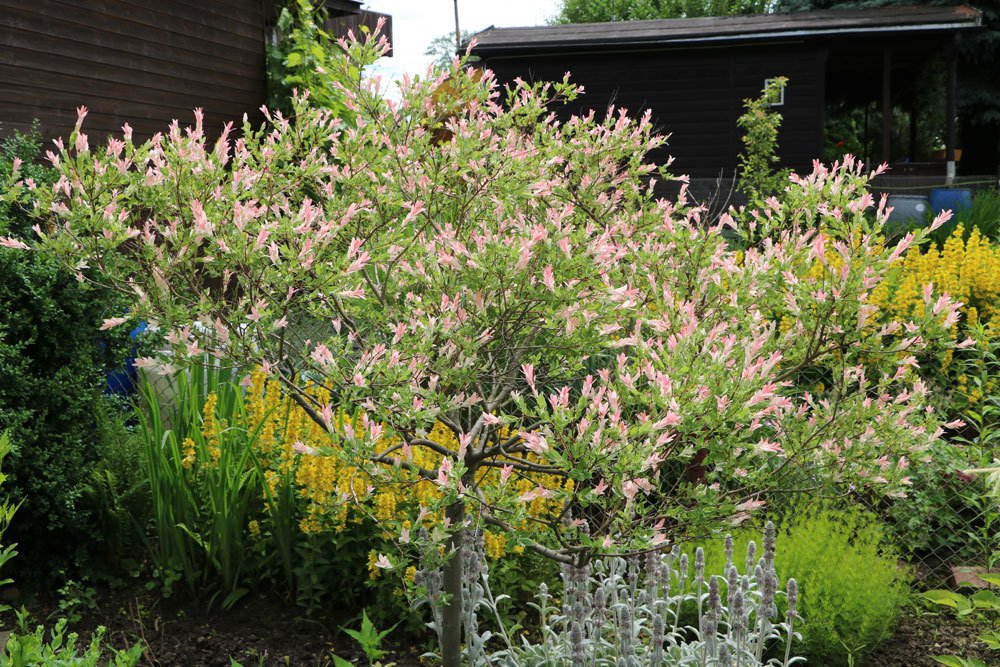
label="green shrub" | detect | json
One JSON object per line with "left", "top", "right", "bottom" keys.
{"left": 695, "top": 503, "right": 911, "bottom": 666}
{"left": 737, "top": 78, "right": 791, "bottom": 210}
{"left": 0, "top": 127, "right": 133, "bottom": 581}
{"left": 0, "top": 432, "right": 21, "bottom": 608}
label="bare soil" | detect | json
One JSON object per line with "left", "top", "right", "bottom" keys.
{"left": 3, "top": 584, "right": 425, "bottom": 667}
{"left": 867, "top": 606, "right": 994, "bottom": 667}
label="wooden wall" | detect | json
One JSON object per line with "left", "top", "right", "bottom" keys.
{"left": 0, "top": 0, "right": 267, "bottom": 145}
{"left": 326, "top": 10, "right": 394, "bottom": 56}
{"left": 482, "top": 44, "right": 827, "bottom": 179}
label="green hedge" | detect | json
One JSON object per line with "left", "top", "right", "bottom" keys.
{"left": 0, "top": 127, "right": 135, "bottom": 580}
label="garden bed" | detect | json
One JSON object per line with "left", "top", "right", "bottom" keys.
{"left": 2, "top": 582, "right": 993, "bottom": 667}
{"left": 3, "top": 584, "right": 425, "bottom": 667}
{"left": 868, "top": 606, "right": 994, "bottom": 667}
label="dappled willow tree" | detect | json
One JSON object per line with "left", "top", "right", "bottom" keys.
{"left": 5, "top": 27, "right": 967, "bottom": 667}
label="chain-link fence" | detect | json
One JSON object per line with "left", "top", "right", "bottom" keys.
{"left": 855, "top": 455, "right": 999, "bottom": 589}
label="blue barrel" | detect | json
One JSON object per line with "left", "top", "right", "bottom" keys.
{"left": 929, "top": 188, "right": 973, "bottom": 215}
{"left": 886, "top": 194, "right": 930, "bottom": 228}
{"left": 103, "top": 320, "right": 148, "bottom": 397}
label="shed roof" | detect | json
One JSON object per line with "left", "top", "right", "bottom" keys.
{"left": 467, "top": 4, "right": 982, "bottom": 56}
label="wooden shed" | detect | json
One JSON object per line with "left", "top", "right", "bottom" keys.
{"left": 0, "top": 0, "right": 391, "bottom": 145}
{"left": 468, "top": 5, "right": 982, "bottom": 184}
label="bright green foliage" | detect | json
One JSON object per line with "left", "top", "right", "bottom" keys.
{"left": 737, "top": 77, "right": 791, "bottom": 214}
{"left": 337, "top": 610, "right": 398, "bottom": 666}
{"left": 553, "top": 0, "right": 773, "bottom": 22}
{"left": 0, "top": 612, "right": 142, "bottom": 667}
{"left": 697, "top": 504, "right": 910, "bottom": 666}
{"left": 266, "top": 0, "right": 356, "bottom": 118}
{"left": 0, "top": 128, "right": 133, "bottom": 581}
{"left": 0, "top": 432, "right": 21, "bottom": 612}
{"left": 775, "top": 506, "right": 911, "bottom": 664}
{"left": 137, "top": 365, "right": 262, "bottom": 608}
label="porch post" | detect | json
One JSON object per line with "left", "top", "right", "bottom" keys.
{"left": 945, "top": 36, "right": 958, "bottom": 184}
{"left": 882, "top": 47, "right": 892, "bottom": 164}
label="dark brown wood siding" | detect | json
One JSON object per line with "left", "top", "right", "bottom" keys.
{"left": 481, "top": 44, "right": 826, "bottom": 178}
{"left": 0, "top": 0, "right": 267, "bottom": 144}
{"left": 326, "top": 11, "right": 393, "bottom": 56}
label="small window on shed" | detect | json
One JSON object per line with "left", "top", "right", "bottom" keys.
{"left": 764, "top": 79, "right": 785, "bottom": 107}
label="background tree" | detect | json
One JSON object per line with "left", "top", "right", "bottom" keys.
{"left": 424, "top": 30, "right": 477, "bottom": 67}
{"left": 553, "top": 0, "right": 773, "bottom": 22}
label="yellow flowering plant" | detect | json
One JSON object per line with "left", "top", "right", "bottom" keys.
{"left": 137, "top": 362, "right": 572, "bottom": 617}
{"left": 241, "top": 370, "right": 569, "bottom": 610}
{"left": 872, "top": 224, "right": 999, "bottom": 412}
{"left": 864, "top": 223, "right": 1000, "bottom": 568}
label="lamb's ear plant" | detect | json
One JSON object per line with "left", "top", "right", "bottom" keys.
{"left": 430, "top": 522, "right": 804, "bottom": 666}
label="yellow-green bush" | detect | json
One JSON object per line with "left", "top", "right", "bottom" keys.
{"left": 695, "top": 504, "right": 910, "bottom": 666}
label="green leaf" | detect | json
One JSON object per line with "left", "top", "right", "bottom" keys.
{"left": 932, "top": 656, "right": 970, "bottom": 667}
{"left": 285, "top": 51, "right": 303, "bottom": 67}
{"left": 221, "top": 587, "right": 249, "bottom": 611}
{"left": 331, "top": 656, "right": 354, "bottom": 667}
{"left": 979, "top": 573, "right": 1000, "bottom": 586}
{"left": 923, "top": 590, "right": 965, "bottom": 608}
{"left": 360, "top": 609, "right": 376, "bottom": 637}
{"left": 979, "top": 630, "right": 1000, "bottom": 650}
{"left": 971, "top": 589, "right": 999, "bottom": 609}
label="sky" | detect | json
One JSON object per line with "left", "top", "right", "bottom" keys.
{"left": 365, "top": 1, "right": 562, "bottom": 84}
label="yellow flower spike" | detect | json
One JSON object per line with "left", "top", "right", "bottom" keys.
{"left": 181, "top": 437, "right": 196, "bottom": 469}
{"left": 484, "top": 530, "right": 507, "bottom": 560}
{"left": 366, "top": 550, "right": 381, "bottom": 580}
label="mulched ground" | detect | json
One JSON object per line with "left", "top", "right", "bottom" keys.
{"left": 866, "top": 606, "right": 994, "bottom": 667}
{"left": 2, "top": 584, "right": 426, "bottom": 667}
{"left": 1, "top": 583, "right": 994, "bottom": 666}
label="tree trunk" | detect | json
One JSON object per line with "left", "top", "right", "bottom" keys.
{"left": 440, "top": 499, "right": 466, "bottom": 667}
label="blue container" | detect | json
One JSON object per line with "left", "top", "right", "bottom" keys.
{"left": 103, "top": 321, "right": 148, "bottom": 397}
{"left": 886, "top": 194, "right": 930, "bottom": 227}
{"left": 929, "top": 187, "right": 973, "bottom": 216}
